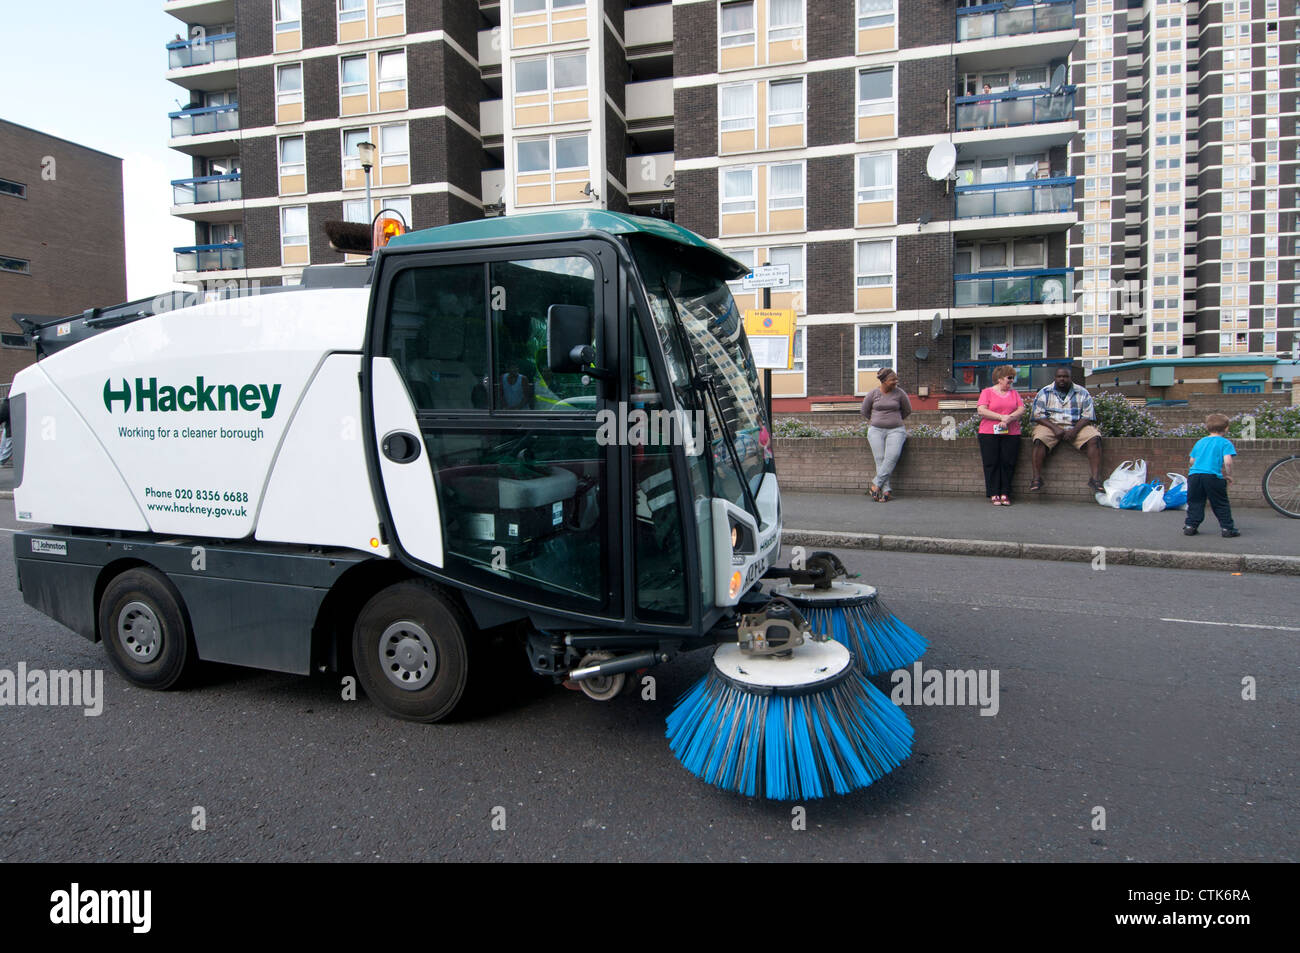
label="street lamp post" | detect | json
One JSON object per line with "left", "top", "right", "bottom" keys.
{"left": 357, "top": 140, "right": 376, "bottom": 220}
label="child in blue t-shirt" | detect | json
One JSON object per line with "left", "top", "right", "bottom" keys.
{"left": 1183, "top": 413, "right": 1238, "bottom": 538}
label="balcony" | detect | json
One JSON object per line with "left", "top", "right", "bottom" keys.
{"left": 952, "top": 357, "right": 1073, "bottom": 393}
{"left": 167, "top": 33, "right": 236, "bottom": 68}
{"left": 169, "top": 104, "right": 238, "bottom": 138}
{"left": 172, "top": 173, "right": 242, "bottom": 206}
{"left": 954, "top": 268, "right": 1072, "bottom": 307}
{"left": 955, "top": 88, "right": 1074, "bottom": 131}
{"left": 956, "top": 176, "right": 1075, "bottom": 219}
{"left": 957, "top": 1, "right": 1076, "bottom": 42}
{"left": 175, "top": 243, "right": 244, "bottom": 272}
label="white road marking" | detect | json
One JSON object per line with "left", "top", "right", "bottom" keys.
{"left": 1161, "top": 617, "right": 1300, "bottom": 633}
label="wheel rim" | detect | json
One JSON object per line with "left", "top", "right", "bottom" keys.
{"left": 118, "top": 601, "right": 162, "bottom": 663}
{"left": 378, "top": 620, "right": 437, "bottom": 691}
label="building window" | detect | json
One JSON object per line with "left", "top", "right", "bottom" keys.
{"left": 767, "top": 0, "right": 803, "bottom": 42}
{"left": 0, "top": 178, "right": 25, "bottom": 199}
{"left": 720, "top": 83, "right": 756, "bottom": 131}
{"left": 721, "top": 168, "right": 756, "bottom": 214}
{"left": 275, "top": 0, "right": 301, "bottom": 31}
{"left": 767, "top": 244, "right": 806, "bottom": 296}
{"left": 857, "top": 0, "right": 894, "bottom": 29}
{"left": 281, "top": 206, "right": 308, "bottom": 247}
{"left": 378, "top": 50, "right": 407, "bottom": 93}
{"left": 856, "top": 324, "right": 895, "bottom": 376}
{"left": 767, "top": 78, "right": 803, "bottom": 126}
{"left": 856, "top": 152, "right": 895, "bottom": 203}
{"left": 339, "top": 0, "right": 365, "bottom": 23}
{"left": 278, "top": 135, "right": 306, "bottom": 189}
{"left": 855, "top": 239, "right": 894, "bottom": 308}
{"left": 790, "top": 327, "right": 805, "bottom": 374}
{"left": 380, "top": 123, "right": 409, "bottom": 167}
{"left": 720, "top": 1, "right": 755, "bottom": 46}
{"left": 857, "top": 67, "right": 895, "bottom": 139}
{"left": 0, "top": 255, "right": 30, "bottom": 275}
{"left": 340, "top": 55, "right": 368, "bottom": 97}
{"left": 276, "top": 63, "right": 303, "bottom": 106}
{"left": 767, "top": 162, "right": 804, "bottom": 214}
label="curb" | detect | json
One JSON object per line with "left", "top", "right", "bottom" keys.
{"left": 782, "top": 528, "right": 1300, "bottom": 576}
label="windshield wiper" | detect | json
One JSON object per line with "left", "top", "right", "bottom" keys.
{"left": 660, "top": 283, "right": 761, "bottom": 522}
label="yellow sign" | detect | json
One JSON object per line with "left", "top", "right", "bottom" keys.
{"left": 744, "top": 309, "right": 797, "bottom": 370}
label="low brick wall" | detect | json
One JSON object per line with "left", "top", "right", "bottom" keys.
{"left": 773, "top": 436, "right": 1300, "bottom": 507}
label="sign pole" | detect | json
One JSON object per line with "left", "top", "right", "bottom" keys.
{"left": 762, "top": 263, "right": 772, "bottom": 429}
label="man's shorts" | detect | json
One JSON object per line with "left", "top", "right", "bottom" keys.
{"left": 1033, "top": 423, "right": 1101, "bottom": 450}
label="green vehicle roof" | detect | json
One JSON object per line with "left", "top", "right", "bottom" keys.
{"left": 385, "top": 209, "right": 747, "bottom": 277}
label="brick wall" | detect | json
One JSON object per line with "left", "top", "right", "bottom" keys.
{"left": 807, "top": 155, "right": 852, "bottom": 231}
{"left": 900, "top": 0, "right": 955, "bottom": 48}
{"left": 807, "top": 2, "right": 853, "bottom": 60}
{"left": 672, "top": 2, "right": 715, "bottom": 78}
{"left": 242, "top": 206, "right": 281, "bottom": 270}
{"left": 773, "top": 436, "right": 1300, "bottom": 507}
{"left": 808, "top": 70, "right": 854, "bottom": 147}
{"left": 605, "top": 24, "right": 627, "bottom": 114}
{"left": 674, "top": 168, "right": 717, "bottom": 238}
{"left": 807, "top": 240, "right": 852, "bottom": 315}
{"left": 673, "top": 86, "right": 715, "bottom": 161}
{"left": 899, "top": 58, "right": 952, "bottom": 139}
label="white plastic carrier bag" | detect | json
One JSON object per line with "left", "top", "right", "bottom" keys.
{"left": 1095, "top": 459, "right": 1147, "bottom": 508}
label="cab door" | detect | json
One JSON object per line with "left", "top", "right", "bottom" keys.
{"left": 364, "top": 240, "right": 624, "bottom": 620}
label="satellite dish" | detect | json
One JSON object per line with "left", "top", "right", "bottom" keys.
{"left": 931, "top": 312, "right": 943, "bottom": 340}
{"left": 914, "top": 347, "right": 930, "bottom": 362}
{"left": 926, "top": 141, "right": 957, "bottom": 181}
{"left": 1042, "top": 279, "right": 1065, "bottom": 303}
{"left": 1050, "top": 64, "right": 1067, "bottom": 95}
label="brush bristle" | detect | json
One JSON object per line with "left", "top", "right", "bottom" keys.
{"left": 324, "top": 219, "right": 372, "bottom": 254}
{"left": 796, "top": 598, "right": 928, "bottom": 675}
{"left": 666, "top": 666, "right": 913, "bottom": 800}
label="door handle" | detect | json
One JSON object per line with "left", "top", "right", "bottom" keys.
{"left": 381, "top": 431, "right": 422, "bottom": 464}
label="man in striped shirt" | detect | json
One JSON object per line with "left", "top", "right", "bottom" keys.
{"left": 1028, "top": 367, "right": 1104, "bottom": 492}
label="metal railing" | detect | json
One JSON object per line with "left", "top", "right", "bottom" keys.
{"left": 955, "top": 176, "right": 1076, "bottom": 218}
{"left": 954, "top": 268, "right": 1072, "bottom": 306}
{"left": 952, "top": 357, "right": 1072, "bottom": 393}
{"left": 170, "top": 104, "right": 239, "bottom": 137}
{"left": 957, "top": 0, "right": 1076, "bottom": 41}
{"left": 166, "top": 33, "right": 237, "bottom": 68}
{"left": 175, "top": 244, "right": 244, "bottom": 272}
{"left": 172, "top": 173, "right": 242, "bottom": 205}
{"left": 955, "top": 87, "right": 1075, "bottom": 130}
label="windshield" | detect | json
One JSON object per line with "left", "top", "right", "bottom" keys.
{"left": 629, "top": 237, "right": 772, "bottom": 510}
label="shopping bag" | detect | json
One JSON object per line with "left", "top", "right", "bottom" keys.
{"left": 1096, "top": 459, "right": 1147, "bottom": 507}
{"left": 1141, "top": 482, "right": 1167, "bottom": 512}
{"left": 1119, "top": 480, "right": 1157, "bottom": 510}
{"left": 1164, "top": 472, "right": 1188, "bottom": 509}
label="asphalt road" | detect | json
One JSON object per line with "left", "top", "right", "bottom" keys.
{"left": 0, "top": 511, "right": 1295, "bottom": 862}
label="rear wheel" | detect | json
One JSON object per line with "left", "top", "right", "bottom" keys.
{"left": 351, "top": 581, "right": 472, "bottom": 723}
{"left": 1263, "top": 454, "right": 1300, "bottom": 518}
{"left": 98, "top": 568, "right": 197, "bottom": 690}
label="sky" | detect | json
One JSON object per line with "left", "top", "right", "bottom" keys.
{"left": 1, "top": 1, "right": 198, "bottom": 298}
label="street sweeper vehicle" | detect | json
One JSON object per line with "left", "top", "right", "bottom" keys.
{"left": 9, "top": 210, "right": 925, "bottom": 799}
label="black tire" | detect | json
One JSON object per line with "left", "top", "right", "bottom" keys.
{"left": 351, "top": 581, "right": 472, "bottom": 723}
{"left": 98, "top": 568, "right": 197, "bottom": 690}
{"left": 1262, "top": 454, "right": 1300, "bottom": 518}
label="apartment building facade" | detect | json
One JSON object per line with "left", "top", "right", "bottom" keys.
{"left": 0, "top": 120, "right": 127, "bottom": 386}
{"left": 163, "top": 0, "right": 1296, "bottom": 408}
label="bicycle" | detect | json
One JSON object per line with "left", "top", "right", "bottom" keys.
{"left": 1262, "top": 454, "right": 1300, "bottom": 518}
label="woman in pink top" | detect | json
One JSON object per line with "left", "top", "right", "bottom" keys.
{"left": 976, "top": 365, "right": 1026, "bottom": 505}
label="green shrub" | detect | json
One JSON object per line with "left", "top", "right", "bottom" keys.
{"left": 1090, "top": 391, "right": 1163, "bottom": 437}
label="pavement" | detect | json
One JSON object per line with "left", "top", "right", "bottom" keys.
{"left": 783, "top": 490, "right": 1300, "bottom": 576}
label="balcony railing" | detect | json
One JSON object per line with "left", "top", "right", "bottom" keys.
{"left": 955, "top": 88, "right": 1075, "bottom": 131}
{"left": 172, "top": 173, "right": 242, "bottom": 205}
{"left": 957, "top": 0, "right": 1076, "bottom": 42}
{"left": 952, "top": 357, "right": 1073, "bottom": 393}
{"left": 175, "top": 243, "right": 244, "bottom": 272}
{"left": 167, "top": 33, "right": 237, "bottom": 68}
{"left": 170, "top": 104, "right": 239, "bottom": 137}
{"left": 954, "top": 268, "right": 1072, "bottom": 307}
{"left": 955, "top": 176, "right": 1076, "bottom": 218}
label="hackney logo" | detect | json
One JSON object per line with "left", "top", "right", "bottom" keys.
{"left": 103, "top": 377, "right": 281, "bottom": 419}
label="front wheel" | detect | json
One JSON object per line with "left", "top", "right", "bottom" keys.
{"left": 351, "top": 581, "right": 472, "bottom": 723}
{"left": 1262, "top": 454, "right": 1300, "bottom": 518}
{"left": 98, "top": 568, "right": 197, "bottom": 690}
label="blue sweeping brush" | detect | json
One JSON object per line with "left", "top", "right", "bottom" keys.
{"left": 771, "top": 580, "right": 928, "bottom": 676}
{"left": 666, "top": 637, "right": 913, "bottom": 800}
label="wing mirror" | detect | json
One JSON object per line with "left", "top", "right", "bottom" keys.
{"left": 547, "top": 304, "right": 610, "bottom": 379}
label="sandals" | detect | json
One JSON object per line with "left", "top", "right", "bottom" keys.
{"left": 992, "top": 495, "right": 1011, "bottom": 506}
{"left": 1087, "top": 478, "right": 1105, "bottom": 493}
{"left": 867, "top": 484, "right": 881, "bottom": 501}
{"left": 881, "top": 490, "right": 892, "bottom": 502}
{"left": 1029, "top": 478, "right": 1044, "bottom": 491}
{"left": 999, "top": 495, "right": 1012, "bottom": 506}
